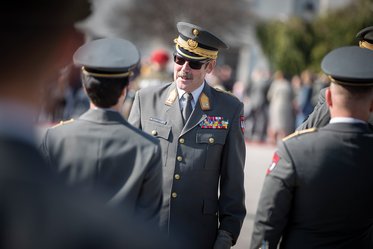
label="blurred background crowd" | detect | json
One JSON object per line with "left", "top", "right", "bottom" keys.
{"left": 38, "top": 0, "right": 373, "bottom": 145}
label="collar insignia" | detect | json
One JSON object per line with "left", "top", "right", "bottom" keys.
{"left": 199, "top": 92, "right": 210, "bottom": 110}
{"left": 165, "top": 88, "right": 178, "bottom": 106}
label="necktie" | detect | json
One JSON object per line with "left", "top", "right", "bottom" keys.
{"left": 182, "top": 93, "right": 193, "bottom": 124}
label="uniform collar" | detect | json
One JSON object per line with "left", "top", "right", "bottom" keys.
{"left": 165, "top": 81, "right": 211, "bottom": 111}
{"left": 176, "top": 81, "right": 205, "bottom": 107}
{"left": 329, "top": 117, "right": 367, "bottom": 124}
{"left": 79, "top": 108, "right": 127, "bottom": 125}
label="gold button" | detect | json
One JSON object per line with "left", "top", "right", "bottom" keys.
{"left": 177, "top": 156, "right": 183, "bottom": 162}
{"left": 179, "top": 138, "right": 185, "bottom": 144}
{"left": 151, "top": 130, "right": 158, "bottom": 136}
{"left": 174, "top": 174, "right": 181, "bottom": 180}
{"left": 171, "top": 192, "right": 177, "bottom": 198}
{"left": 208, "top": 137, "right": 215, "bottom": 144}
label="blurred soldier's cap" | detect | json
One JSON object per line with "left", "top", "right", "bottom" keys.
{"left": 151, "top": 49, "right": 170, "bottom": 65}
{"left": 321, "top": 46, "right": 373, "bottom": 86}
{"left": 73, "top": 38, "right": 140, "bottom": 78}
{"left": 174, "top": 22, "right": 228, "bottom": 61}
{"left": 356, "top": 26, "right": 373, "bottom": 50}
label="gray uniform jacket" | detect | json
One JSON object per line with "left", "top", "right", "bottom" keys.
{"left": 251, "top": 123, "right": 373, "bottom": 249}
{"left": 41, "top": 109, "right": 163, "bottom": 224}
{"left": 128, "top": 82, "right": 246, "bottom": 249}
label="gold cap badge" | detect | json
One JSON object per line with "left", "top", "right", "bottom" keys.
{"left": 187, "top": 39, "right": 198, "bottom": 49}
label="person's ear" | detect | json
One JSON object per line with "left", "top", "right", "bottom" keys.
{"left": 326, "top": 87, "right": 332, "bottom": 107}
{"left": 121, "top": 87, "right": 127, "bottom": 98}
{"left": 205, "top": 60, "right": 216, "bottom": 74}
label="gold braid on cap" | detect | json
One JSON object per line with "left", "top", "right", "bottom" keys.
{"left": 359, "top": 40, "right": 373, "bottom": 51}
{"left": 82, "top": 67, "right": 133, "bottom": 78}
{"left": 328, "top": 75, "right": 373, "bottom": 86}
{"left": 174, "top": 36, "right": 218, "bottom": 59}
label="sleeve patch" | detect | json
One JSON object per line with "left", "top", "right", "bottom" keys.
{"left": 240, "top": 115, "right": 245, "bottom": 133}
{"left": 266, "top": 152, "right": 280, "bottom": 175}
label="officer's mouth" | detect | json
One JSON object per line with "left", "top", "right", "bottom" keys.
{"left": 178, "top": 72, "right": 193, "bottom": 80}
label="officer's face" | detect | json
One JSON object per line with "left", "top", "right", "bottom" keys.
{"left": 174, "top": 56, "right": 216, "bottom": 93}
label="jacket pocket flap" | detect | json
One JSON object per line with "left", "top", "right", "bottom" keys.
{"left": 145, "top": 121, "right": 171, "bottom": 140}
{"left": 196, "top": 131, "right": 227, "bottom": 144}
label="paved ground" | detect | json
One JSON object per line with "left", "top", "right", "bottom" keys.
{"left": 235, "top": 142, "right": 276, "bottom": 249}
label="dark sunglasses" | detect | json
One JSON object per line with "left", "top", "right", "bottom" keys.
{"left": 173, "top": 55, "right": 210, "bottom": 70}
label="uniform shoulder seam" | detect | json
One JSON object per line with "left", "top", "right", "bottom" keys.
{"left": 282, "top": 127, "right": 317, "bottom": 141}
{"left": 51, "top": 119, "right": 74, "bottom": 128}
{"left": 213, "top": 87, "right": 239, "bottom": 100}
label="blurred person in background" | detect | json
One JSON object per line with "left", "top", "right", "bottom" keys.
{"left": 38, "top": 64, "right": 89, "bottom": 125}
{"left": 267, "top": 70, "right": 295, "bottom": 144}
{"left": 137, "top": 48, "right": 173, "bottom": 89}
{"left": 219, "top": 64, "right": 236, "bottom": 92}
{"left": 294, "top": 70, "right": 314, "bottom": 127}
{"left": 123, "top": 48, "right": 172, "bottom": 118}
{"left": 244, "top": 68, "right": 271, "bottom": 143}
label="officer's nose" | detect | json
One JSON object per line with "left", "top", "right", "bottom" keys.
{"left": 181, "top": 61, "right": 192, "bottom": 71}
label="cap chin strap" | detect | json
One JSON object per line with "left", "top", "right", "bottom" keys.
{"left": 82, "top": 67, "right": 133, "bottom": 78}
{"left": 359, "top": 40, "right": 373, "bottom": 51}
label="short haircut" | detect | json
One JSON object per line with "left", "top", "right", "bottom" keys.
{"left": 81, "top": 73, "right": 129, "bottom": 108}
{"left": 339, "top": 84, "right": 373, "bottom": 97}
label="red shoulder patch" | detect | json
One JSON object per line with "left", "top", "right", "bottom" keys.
{"left": 266, "top": 152, "right": 280, "bottom": 175}
{"left": 240, "top": 115, "right": 245, "bottom": 133}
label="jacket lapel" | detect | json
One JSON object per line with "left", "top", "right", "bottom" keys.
{"left": 180, "top": 83, "right": 213, "bottom": 137}
{"left": 164, "top": 84, "right": 184, "bottom": 137}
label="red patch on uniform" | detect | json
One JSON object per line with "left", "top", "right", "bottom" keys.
{"left": 240, "top": 115, "right": 245, "bottom": 133}
{"left": 266, "top": 152, "right": 280, "bottom": 175}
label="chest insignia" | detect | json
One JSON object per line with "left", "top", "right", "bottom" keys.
{"left": 199, "top": 116, "right": 228, "bottom": 129}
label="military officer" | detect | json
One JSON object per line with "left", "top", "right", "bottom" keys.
{"left": 128, "top": 22, "right": 246, "bottom": 249}
{"left": 41, "top": 38, "right": 163, "bottom": 225}
{"left": 297, "top": 26, "right": 373, "bottom": 130}
{"left": 250, "top": 46, "right": 373, "bottom": 248}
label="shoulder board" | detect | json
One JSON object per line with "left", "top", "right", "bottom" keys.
{"left": 282, "top": 127, "right": 317, "bottom": 141}
{"left": 51, "top": 119, "right": 74, "bottom": 128}
{"left": 214, "top": 87, "right": 238, "bottom": 99}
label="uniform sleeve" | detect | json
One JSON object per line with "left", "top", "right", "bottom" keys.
{"left": 136, "top": 141, "right": 163, "bottom": 227}
{"left": 296, "top": 88, "right": 330, "bottom": 131}
{"left": 250, "top": 142, "right": 296, "bottom": 249}
{"left": 128, "top": 90, "right": 142, "bottom": 129}
{"left": 218, "top": 101, "right": 246, "bottom": 245}
{"left": 39, "top": 129, "right": 54, "bottom": 168}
